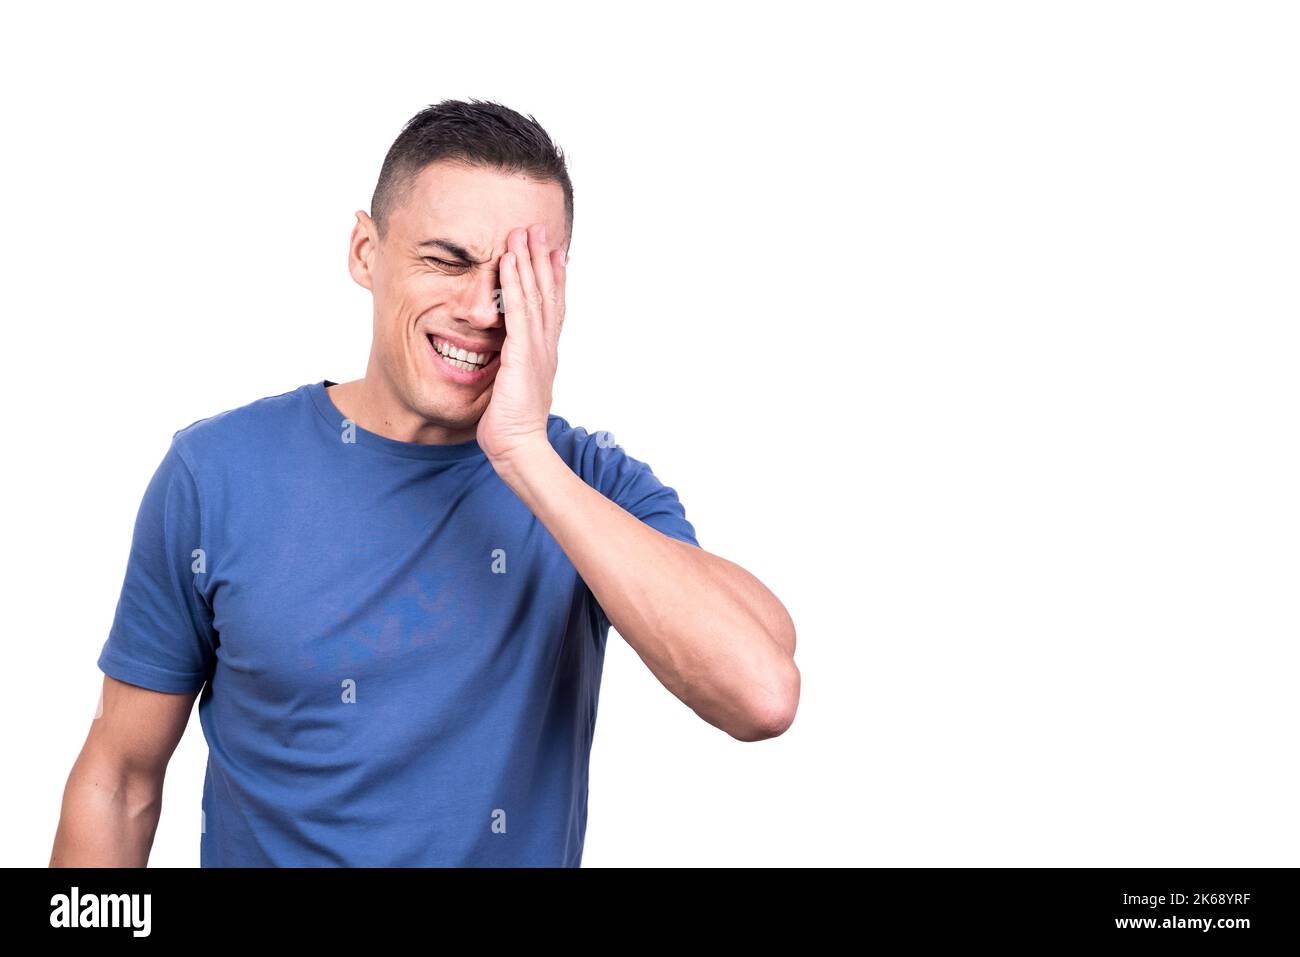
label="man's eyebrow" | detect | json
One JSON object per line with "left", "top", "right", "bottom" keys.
{"left": 417, "top": 239, "right": 489, "bottom": 264}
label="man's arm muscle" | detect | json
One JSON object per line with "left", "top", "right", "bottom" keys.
{"left": 50, "top": 675, "right": 198, "bottom": 867}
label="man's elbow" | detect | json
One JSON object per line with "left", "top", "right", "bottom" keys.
{"left": 731, "top": 658, "right": 800, "bottom": 742}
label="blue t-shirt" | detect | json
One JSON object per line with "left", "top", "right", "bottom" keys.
{"left": 96, "top": 381, "right": 699, "bottom": 866}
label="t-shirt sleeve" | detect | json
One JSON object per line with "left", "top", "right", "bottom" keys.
{"left": 589, "top": 438, "right": 700, "bottom": 549}
{"left": 577, "top": 434, "right": 700, "bottom": 632}
{"left": 96, "top": 438, "right": 218, "bottom": 694}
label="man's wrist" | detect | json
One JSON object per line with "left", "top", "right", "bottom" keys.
{"left": 485, "top": 436, "right": 564, "bottom": 491}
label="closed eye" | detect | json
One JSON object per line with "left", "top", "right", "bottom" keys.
{"left": 424, "top": 257, "right": 469, "bottom": 272}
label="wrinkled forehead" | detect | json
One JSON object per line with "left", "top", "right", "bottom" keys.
{"left": 390, "top": 160, "right": 569, "bottom": 255}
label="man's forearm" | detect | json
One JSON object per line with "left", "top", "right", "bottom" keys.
{"left": 50, "top": 758, "right": 161, "bottom": 867}
{"left": 492, "top": 442, "right": 799, "bottom": 741}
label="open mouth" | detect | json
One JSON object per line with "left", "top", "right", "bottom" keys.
{"left": 427, "top": 334, "right": 498, "bottom": 373}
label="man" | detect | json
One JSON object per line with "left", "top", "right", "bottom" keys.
{"left": 50, "top": 99, "right": 799, "bottom": 867}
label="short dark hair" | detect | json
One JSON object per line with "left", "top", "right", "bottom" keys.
{"left": 370, "top": 98, "right": 573, "bottom": 245}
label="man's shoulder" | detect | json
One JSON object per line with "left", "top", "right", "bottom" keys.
{"left": 169, "top": 382, "right": 316, "bottom": 469}
{"left": 545, "top": 412, "right": 627, "bottom": 464}
{"left": 545, "top": 412, "right": 656, "bottom": 490}
{"left": 546, "top": 412, "right": 614, "bottom": 452}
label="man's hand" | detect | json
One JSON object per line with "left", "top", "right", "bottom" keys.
{"left": 477, "top": 223, "right": 567, "bottom": 467}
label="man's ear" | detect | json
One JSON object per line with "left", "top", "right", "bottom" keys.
{"left": 347, "top": 210, "right": 377, "bottom": 291}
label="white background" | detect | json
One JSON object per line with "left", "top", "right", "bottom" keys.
{"left": 2, "top": 1, "right": 1296, "bottom": 866}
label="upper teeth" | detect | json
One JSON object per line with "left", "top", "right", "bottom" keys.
{"left": 434, "top": 339, "right": 490, "bottom": 366}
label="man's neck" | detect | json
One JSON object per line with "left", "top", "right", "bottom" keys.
{"left": 326, "top": 376, "right": 477, "bottom": 446}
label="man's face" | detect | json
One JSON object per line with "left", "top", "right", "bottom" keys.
{"left": 349, "top": 160, "right": 568, "bottom": 435}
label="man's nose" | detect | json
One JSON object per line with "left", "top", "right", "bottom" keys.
{"left": 454, "top": 271, "right": 504, "bottom": 330}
